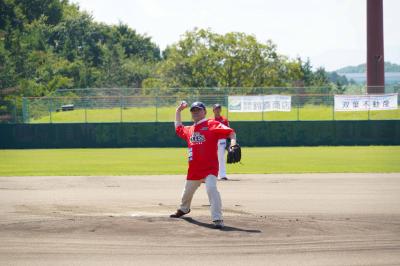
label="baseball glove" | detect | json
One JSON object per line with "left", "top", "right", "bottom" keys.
{"left": 227, "top": 144, "right": 241, "bottom": 164}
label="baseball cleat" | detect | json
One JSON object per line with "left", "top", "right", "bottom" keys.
{"left": 213, "top": 220, "right": 224, "bottom": 229}
{"left": 170, "top": 209, "right": 190, "bottom": 218}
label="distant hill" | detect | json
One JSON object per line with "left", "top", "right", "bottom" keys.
{"left": 336, "top": 62, "right": 400, "bottom": 73}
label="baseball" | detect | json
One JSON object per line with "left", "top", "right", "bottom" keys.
{"left": 181, "top": 101, "right": 188, "bottom": 107}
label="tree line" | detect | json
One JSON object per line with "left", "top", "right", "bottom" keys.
{"left": 336, "top": 62, "right": 400, "bottom": 74}
{"left": 0, "top": 0, "right": 351, "bottom": 122}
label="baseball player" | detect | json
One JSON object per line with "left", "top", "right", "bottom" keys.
{"left": 170, "top": 101, "right": 237, "bottom": 229}
{"left": 212, "top": 103, "right": 230, "bottom": 180}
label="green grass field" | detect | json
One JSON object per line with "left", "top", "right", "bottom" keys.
{"left": 1, "top": 146, "right": 399, "bottom": 176}
{"left": 30, "top": 105, "right": 400, "bottom": 123}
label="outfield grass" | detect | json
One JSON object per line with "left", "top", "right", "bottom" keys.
{"left": 30, "top": 105, "right": 400, "bottom": 123}
{"left": 1, "top": 146, "right": 399, "bottom": 176}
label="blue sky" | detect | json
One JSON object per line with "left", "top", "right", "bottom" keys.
{"left": 71, "top": 0, "right": 400, "bottom": 71}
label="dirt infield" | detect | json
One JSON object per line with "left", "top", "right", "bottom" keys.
{"left": 1, "top": 173, "right": 399, "bottom": 266}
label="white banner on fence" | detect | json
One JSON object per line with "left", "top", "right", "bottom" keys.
{"left": 334, "top": 93, "right": 398, "bottom": 112}
{"left": 228, "top": 95, "right": 291, "bottom": 112}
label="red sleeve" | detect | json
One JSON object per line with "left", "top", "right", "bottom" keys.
{"left": 224, "top": 118, "right": 230, "bottom": 127}
{"left": 175, "top": 125, "right": 188, "bottom": 140}
{"left": 209, "top": 121, "right": 234, "bottom": 139}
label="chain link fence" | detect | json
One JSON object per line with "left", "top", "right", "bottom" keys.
{"left": 20, "top": 86, "right": 400, "bottom": 123}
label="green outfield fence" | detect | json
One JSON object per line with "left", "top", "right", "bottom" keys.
{"left": 1, "top": 120, "right": 399, "bottom": 148}
{"left": 19, "top": 86, "right": 400, "bottom": 123}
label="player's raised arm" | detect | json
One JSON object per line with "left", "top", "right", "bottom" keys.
{"left": 175, "top": 101, "right": 188, "bottom": 129}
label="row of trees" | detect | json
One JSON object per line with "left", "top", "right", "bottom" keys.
{"left": 336, "top": 62, "right": 400, "bottom": 73}
{"left": 0, "top": 0, "right": 350, "bottom": 122}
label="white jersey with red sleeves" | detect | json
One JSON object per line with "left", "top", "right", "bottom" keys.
{"left": 176, "top": 118, "right": 234, "bottom": 180}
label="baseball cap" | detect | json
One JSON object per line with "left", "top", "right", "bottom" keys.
{"left": 190, "top": 101, "right": 206, "bottom": 111}
{"left": 213, "top": 103, "right": 222, "bottom": 109}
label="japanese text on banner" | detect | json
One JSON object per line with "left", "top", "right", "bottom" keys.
{"left": 228, "top": 95, "right": 291, "bottom": 112}
{"left": 334, "top": 94, "right": 398, "bottom": 112}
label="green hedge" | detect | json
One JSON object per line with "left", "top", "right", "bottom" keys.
{"left": 1, "top": 121, "right": 399, "bottom": 148}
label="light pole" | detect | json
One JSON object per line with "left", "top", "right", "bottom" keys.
{"left": 367, "top": 0, "right": 385, "bottom": 94}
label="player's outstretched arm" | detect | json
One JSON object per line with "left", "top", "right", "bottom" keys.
{"left": 175, "top": 101, "right": 188, "bottom": 129}
{"left": 228, "top": 132, "right": 237, "bottom": 146}
{"left": 227, "top": 132, "right": 241, "bottom": 164}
